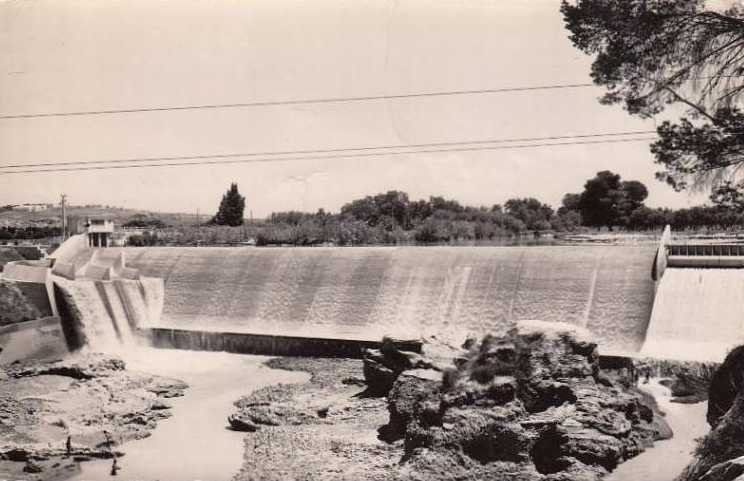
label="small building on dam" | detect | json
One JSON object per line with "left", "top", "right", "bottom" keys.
{"left": 85, "top": 218, "right": 114, "bottom": 248}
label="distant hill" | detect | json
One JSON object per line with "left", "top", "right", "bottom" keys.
{"left": 0, "top": 206, "right": 200, "bottom": 228}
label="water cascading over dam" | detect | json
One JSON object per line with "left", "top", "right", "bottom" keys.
{"left": 642, "top": 231, "right": 744, "bottom": 362}
{"left": 40, "top": 235, "right": 165, "bottom": 351}
{"left": 642, "top": 269, "right": 744, "bottom": 361}
{"left": 55, "top": 277, "right": 164, "bottom": 350}
{"left": 118, "top": 245, "right": 657, "bottom": 353}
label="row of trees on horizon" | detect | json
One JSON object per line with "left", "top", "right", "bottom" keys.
{"left": 5, "top": 171, "right": 744, "bottom": 245}
{"left": 124, "top": 170, "right": 744, "bottom": 246}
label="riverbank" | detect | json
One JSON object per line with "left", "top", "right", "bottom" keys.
{"left": 0, "top": 352, "right": 187, "bottom": 481}
{"left": 231, "top": 357, "right": 402, "bottom": 481}
{"left": 70, "top": 349, "right": 308, "bottom": 481}
{"left": 0, "top": 349, "right": 309, "bottom": 481}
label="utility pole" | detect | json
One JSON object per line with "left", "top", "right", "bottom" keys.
{"left": 60, "top": 194, "right": 67, "bottom": 241}
{"left": 196, "top": 208, "right": 200, "bottom": 227}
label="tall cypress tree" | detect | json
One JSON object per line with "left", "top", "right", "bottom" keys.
{"left": 212, "top": 183, "right": 246, "bottom": 226}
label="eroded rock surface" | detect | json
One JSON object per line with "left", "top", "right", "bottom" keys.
{"left": 236, "top": 322, "right": 670, "bottom": 481}
{"left": 363, "top": 337, "right": 444, "bottom": 396}
{"left": 0, "top": 352, "right": 186, "bottom": 480}
{"left": 380, "top": 320, "right": 670, "bottom": 481}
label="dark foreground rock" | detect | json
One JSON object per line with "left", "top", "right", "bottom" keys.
{"left": 0, "top": 352, "right": 186, "bottom": 481}
{"left": 381, "top": 320, "right": 670, "bottom": 481}
{"left": 677, "top": 345, "right": 744, "bottom": 481}
{"left": 362, "top": 338, "right": 444, "bottom": 396}
{"left": 233, "top": 322, "right": 669, "bottom": 481}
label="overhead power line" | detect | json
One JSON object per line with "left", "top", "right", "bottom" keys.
{"left": 4, "top": 74, "right": 743, "bottom": 121}
{"left": 0, "top": 83, "right": 596, "bottom": 120}
{"left": 0, "top": 130, "right": 656, "bottom": 170}
{"left": 0, "top": 136, "right": 657, "bottom": 175}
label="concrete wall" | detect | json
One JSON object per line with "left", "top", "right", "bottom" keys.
{"left": 50, "top": 234, "right": 89, "bottom": 265}
{"left": 1, "top": 261, "right": 58, "bottom": 316}
{"left": 651, "top": 225, "right": 671, "bottom": 283}
{"left": 0, "top": 316, "right": 69, "bottom": 364}
{"left": 13, "top": 281, "right": 54, "bottom": 317}
{"left": 143, "top": 327, "right": 422, "bottom": 358}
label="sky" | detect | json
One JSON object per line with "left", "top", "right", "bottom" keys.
{"left": 0, "top": 0, "right": 712, "bottom": 217}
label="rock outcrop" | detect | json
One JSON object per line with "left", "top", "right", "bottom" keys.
{"left": 677, "top": 345, "right": 744, "bottom": 481}
{"left": 0, "top": 353, "right": 187, "bottom": 479}
{"left": 378, "top": 320, "right": 669, "bottom": 481}
{"left": 363, "top": 337, "right": 443, "bottom": 396}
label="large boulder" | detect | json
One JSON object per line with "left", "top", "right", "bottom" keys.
{"left": 696, "top": 456, "right": 744, "bottom": 481}
{"left": 362, "top": 338, "right": 442, "bottom": 396}
{"left": 380, "top": 369, "right": 442, "bottom": 441}
{"left": 228, "top": 413, "right": 259, "bottom": 432}
{"left": 707, "top": 345, "right": 744, "bottom": 428}
{"left": 362, "top": 353, "right": 398, "bottom": 396}
{"left": 380, "top": 320, "right": 669, "bottom": 481}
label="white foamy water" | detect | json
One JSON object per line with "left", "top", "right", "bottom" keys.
{"left": 642, "top": 268, "right": 744, "bottom": 362}
{"left": 120, "top": 246, "right": 656, "bottom": 352}
{"left": 69, "top": 349, "right": 309, "bottom": 481}
{"left": 607, "top": 380, "right": 709, "bottom": 481}
{"left": 56, "top": 276, "right": 165, "bottom": 351}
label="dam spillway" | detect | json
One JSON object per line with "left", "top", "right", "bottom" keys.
{"left": 118, "top": 245, "right": 657, "bottom": 353}
{"left": 642, "top": 268, "right": 744, "bottom": 361}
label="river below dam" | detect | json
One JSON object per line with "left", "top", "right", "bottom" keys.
{"left": 607, "top": 380, "right": 709, "bottom": 481}
{"left": 69, "top": 348, "right": 308, "bottom": 481}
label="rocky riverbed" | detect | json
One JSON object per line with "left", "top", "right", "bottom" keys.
{"left": 229, "top": 320, "right": 673, "bottom": 481}
{"left": 0, "top": 352, "right": 186, "bottom": 480}
{"left": 675, "top": 345, "right": 744, "bottom": 481}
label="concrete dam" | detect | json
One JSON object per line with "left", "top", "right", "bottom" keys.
{"left": 7, "top": 227, "right": 744, "bottom": 362}
{"left": 0, "top": 234, "right": 164, "bottom": 360}
{"left": 119, "top": 245, "right": 658, "bottom": 353}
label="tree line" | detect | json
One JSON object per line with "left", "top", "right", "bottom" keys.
{"left": 5, "top": 172, "right": 744, "bottom": 244}
{"left": 131, "top": 172, "right": 744, "bottom": 247}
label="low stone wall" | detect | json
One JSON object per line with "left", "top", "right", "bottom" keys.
{"left": 0, "top": 316, "right": 69, "bottom": 364}
{"left": 143, "top": 327, "right": 422, "bottom": 358}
